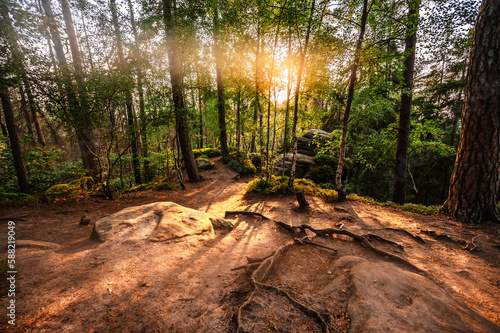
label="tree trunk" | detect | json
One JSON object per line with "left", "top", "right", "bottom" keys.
{"left": 335, "top": 0, "right": 369, "bottom": 200}
{"left": 251, "top": 7, "right": 261, "bottom": 153}
{"left": 110, "top": 0, "right": 142, "bottom": 185}
{"left": 0, "top": 85, "right": 30, "bottom": 194}
{"left": 41, "top": 0, "right": 99, "bottom": 178}
{"left": 236, "top": 85, "right": 241, "bottom": 160}
{"left": 441, "top": 0, "right": 500, "bottom": 224}
{"left": 128, "top": 0, "right": 150, "bottom": 182}
{"left": 282, "top": 31, "right": 292, "bottom": 176}
{"left": 162, "top": 0, "right": 200, "bottom": 182}
{"left": 289, "top": 0, "right": 316, "bottom": 188}
{"left": 393, "top": 0, "right": 420, "bottom": 204}
{"left": 213, "top": 3, "right": 228, "bottom": 160}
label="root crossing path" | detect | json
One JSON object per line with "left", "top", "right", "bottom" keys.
{"left": 1, "top": 157, "right": 499, "bottom": 332}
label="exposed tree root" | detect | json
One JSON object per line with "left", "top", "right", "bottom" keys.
{"left": 362, "top": 233, "right": 404, "bottom": 249}
{"left": 226, "top": 210, "right": 427, "bottom": 276}
{"left": 420, "top": 228, "right": 468, "bottom": 248}
{"left": 235, "top": 240, "right": 330, "bottom": 333}
{"left": 225, "top": 211, "right": 269, "bottom": 220}
{"left": 380, "top": 227, "right": 426, "bottom": 244}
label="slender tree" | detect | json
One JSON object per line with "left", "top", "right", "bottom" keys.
{"left": 393, "top": 0, "right": 420, "bottom": 204}
{"left": 0, "top": 1, "right": 46, "bottom": 147}
{"left": 110, "top": 0, "right": 142, "bottom": 185}
{"left": 0, "top": 85, "right": 30, "bottom": 194}
{"left": 41, "top": 0, "right": 99, "bottom": 178}
{"left": 289, "top": 0, "right": 316, "bottom": 188}
{"left": 441, "top": 0, "right": 500, "bottom": 224}
{"left": 213, "top": 1, "right": 229, "bottom": 160}
{"left": 127, "top": 0, "right": 151, "bottom": 181}
{"left": 335, "top": 0, "right": 370, "bottom": 200}
{"left": 162, "top": 0, "right": 200, "bottom": 182}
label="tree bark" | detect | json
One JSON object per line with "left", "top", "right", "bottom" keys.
{"left": 393, "top": 0, "right": 420, "bottom": 204}
{"left": 441, "top": 0, "right": 500, "bottom": 224}
{"left": 289, "top": 0, "right": 316, "bottom": 188}
{"left": 213, "top": 3, "right": 228, "bottom": 160}
{"left": 162, "top": 0, "right": 200, "bottom": 182}
{"left": 0, "top": 85, "right": 30, "bottom": 194}
{"left": 335, "top": 0, "right": 369, "bottom": 200}
{"left": 110, "top": 0, "right": 142, "bottom": 185}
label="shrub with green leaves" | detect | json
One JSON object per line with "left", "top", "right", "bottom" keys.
{"left": 246, "top": 176, "right": 338, "bottom": 201}
{"left": 348, "top": 194, "right": 440, "bottom": 215}
{"left": 224, "top": 147, "right": 256, "bottom": 175}
{"left": 193, "top": 148, "right": 221, "bottom": 159}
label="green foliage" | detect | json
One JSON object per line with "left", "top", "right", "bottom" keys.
{"left": 348, "top": 194, "right": 440, "bottom": 215}
{"left": 0, "top": 192, "right": 36, "bottom": 206}
{"left": 192, "top": 148, "right": 221, "bottom": 159}
{"left": 224, "top": 147, "right": 256, "bottom": 175}
{"left": 120, "top": 177, "right": 178, "bottom": 194}
{"left": 43, "top": 183, "right": 86, "bottom": 202}
{"left": 246, "top": 176, "right": 338, "bottom": 202}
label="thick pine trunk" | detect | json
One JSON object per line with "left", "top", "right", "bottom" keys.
{"left": 335, "top": 0, "right": 369, "bottom": 200}
{"left": 441, "top": 0, "right": 500, "bottom": 224}
{"left": 163, "top": 0, "right": 200, "bottom": 182}
{"left": 393, "top": 0, "right": 420, "bottom": 204}
{"left": 0, "top": 85, "right": 30, "bottom": 194}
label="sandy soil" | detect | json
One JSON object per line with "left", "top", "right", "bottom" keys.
{"left": 1, "top": 157, "right": 499, "bottom": 332}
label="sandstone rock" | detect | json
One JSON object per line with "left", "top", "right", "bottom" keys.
{"left": 196, "top": 158, "right": 214, "bottom": 171}
{"left": 209, "top": 217, "right": 234, "bottom": 230}
{"left": 274, "top": 153, "right": 315, "bottom": 178}
{"left": 94, "top": 202, "right": 214, "bottom": 242}
{"left": 297, "top": 129, "right": 330, "bottom": 156}
{"left": 16, "top": 240, "right": 62, "bottom": 251}
{"left": 346, "top": 258, "right": 499, "bottom": 333}
{"left": 249, "top": 153, "right": 262, "bottom": 168}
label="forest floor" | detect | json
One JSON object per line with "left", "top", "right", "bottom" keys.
{"left": 1, "top": 157, "right": 500, "bottom": 332}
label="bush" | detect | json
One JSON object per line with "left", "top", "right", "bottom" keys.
{"left": 43, "top": 183, "right": 86, "bottom": 202}
{"left": 193, "top": 148, "right": 221, "bottom": 159}
{"left": 120, "top": 177, "right": 178, "bottom": 194}
{"left": 347, "top": 193, "right": 440, "bottom": 215}
{"left": 224, "top": 147, "right": 256, "bottom": 175}
{"left": 0, "top": 192, "right": 36, "bottom": 206}
{"left": 246, "top": 176, "right": 338, "bottom": 201}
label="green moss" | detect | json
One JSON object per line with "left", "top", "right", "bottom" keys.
{"left": 43, "top": 183, "right": 86, "bottom": 202}
{"left": 347, "top": 193, "right": 440, "bottom": 215}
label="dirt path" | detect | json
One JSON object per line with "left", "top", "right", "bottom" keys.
{"left": 1, "top": 158, "right": 499, "bottom": 332}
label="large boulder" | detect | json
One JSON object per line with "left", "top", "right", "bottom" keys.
{"left": 274, "top": 153, "right": 315, "bottom": 178}
{"left": 297, "top": 129, "right": 331, "bottom": 156}
{"left": 94, "top": 202, "right": 214, "bottom": 242}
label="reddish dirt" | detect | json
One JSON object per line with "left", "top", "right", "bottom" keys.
{"left": 1, "top": 157, "right": 499, "bottom": 332}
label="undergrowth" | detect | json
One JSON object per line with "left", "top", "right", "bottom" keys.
{"left": 348, "top": 194, "right": 441, "bottom": 215}
{"left": 246, "top": 176, "right": 338, "bottom": 202}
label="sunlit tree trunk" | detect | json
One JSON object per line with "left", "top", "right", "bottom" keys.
{"left": 289, "top": 0, "right": 316, "bottom": 188}
{"left": 162, "top": 0, "right": 200, "bottom": 182}
{"left": 110, "top": 0, "right": 142, "bottom": 185}
{"left": 282, "top": 32, "right": 292, "bottom": 176}
{"left": 393, "top": 0, "right": 420, "bottom": 204}
{"left": 0, "top": 85, "right": 30, "bottom": 194}
{"left": 441, "top": 0, "right": 500, "bottom": 224}
{"left": 335, "top": 0, "right": 369, "bottom": 200}
{"left": 213, "top": 3, "right": 228, "bottom": 160}
{"left": 251, "top": 6, "right": 261, "bottom": 153}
